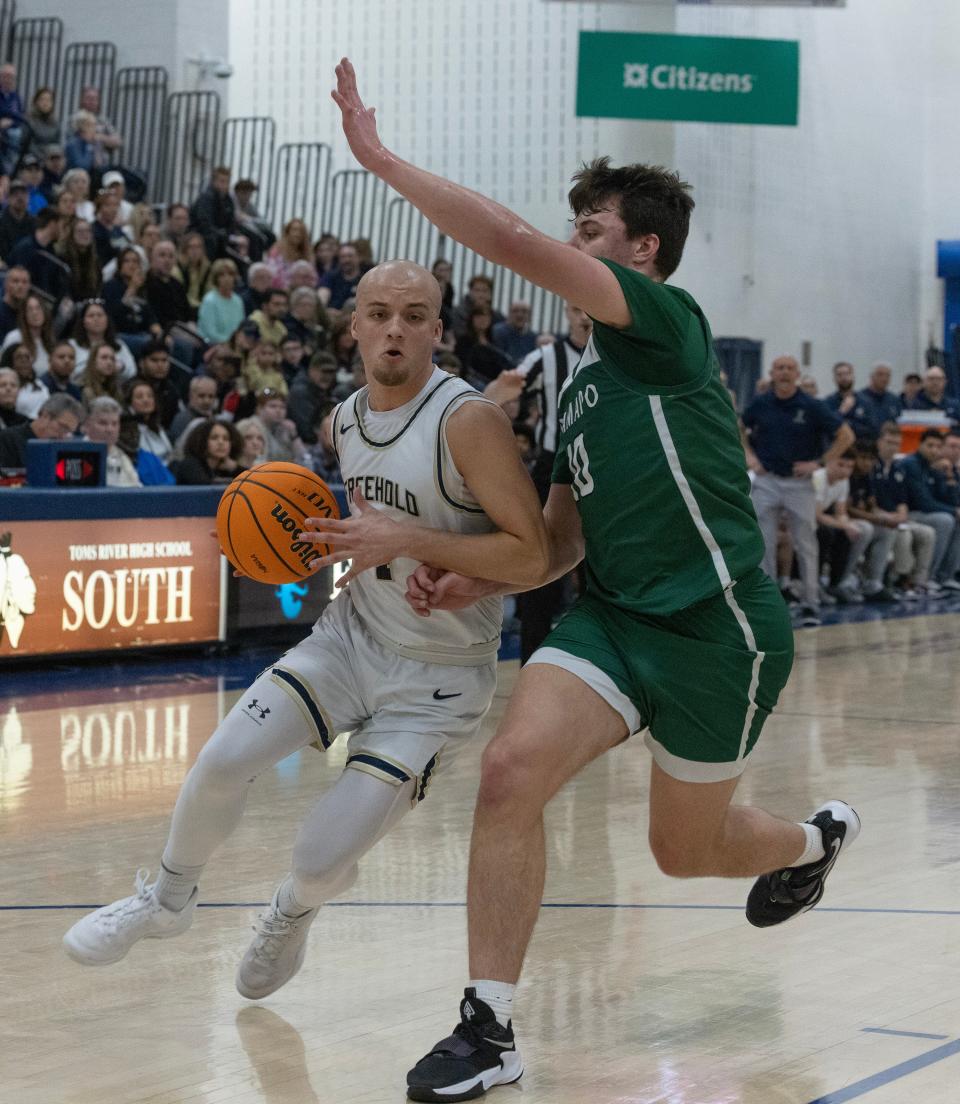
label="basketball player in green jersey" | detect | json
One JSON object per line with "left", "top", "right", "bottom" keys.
{"left": 321, "top": 60, "right": 861, "bottom": 1101}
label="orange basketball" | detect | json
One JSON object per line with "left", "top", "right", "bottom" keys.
{"left": 216, "top": 462, "right": 341, "bottom": 584}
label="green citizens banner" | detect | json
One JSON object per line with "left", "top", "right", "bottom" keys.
{"left": 577, "top": 32, "right": 799, "bottom": 126}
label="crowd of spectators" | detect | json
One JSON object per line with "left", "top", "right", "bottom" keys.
{"left": 0, "top": 59, "right": 563, "bottom": 499}
{"left": 742, "top": 356, "right": 960, "bottom": 626}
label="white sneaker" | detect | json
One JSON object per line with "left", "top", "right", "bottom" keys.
{"left": 235, "top": 889, "right": 319, "bottom": 1000}
{"left": 62, "top": 869, "right": 198, "bottom": 966}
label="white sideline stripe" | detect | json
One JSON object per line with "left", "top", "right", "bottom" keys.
{"left": 648, "top": 396, "right": 765, "bottom": 763}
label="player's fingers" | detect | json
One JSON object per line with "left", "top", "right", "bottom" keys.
{"left": 411, "top": 564, "right": 438, "bottom": 591}
{"left": 308, "top": 551, "right": 351, "bottom": 571}
{"left": 304, "top": 515, "right": 349, "bottom": 531}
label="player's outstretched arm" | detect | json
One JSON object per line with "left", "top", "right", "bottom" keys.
{"left": 331, "top": 58, "right": 629, "bottom": 328}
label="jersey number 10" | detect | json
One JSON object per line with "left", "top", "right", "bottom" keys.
{"left": 567, "top": 434, "right": 595, "bottom": 500}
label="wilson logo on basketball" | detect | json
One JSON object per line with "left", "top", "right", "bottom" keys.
{"left": 270, "top": 503, "right": 324, "bottom": 571}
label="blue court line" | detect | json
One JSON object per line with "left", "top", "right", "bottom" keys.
{"left": 861, "top": 1027, "right": 950, "bottom": 1041}
{"left": 806, "top": 1038, "right": 960, "bottom": 1104}
{"left": 4, "top": 901, "right": 960, "bottom": 915}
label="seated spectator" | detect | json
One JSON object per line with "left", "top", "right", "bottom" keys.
{"left": 242, "top": 340, "right": 287, "bottom": 400}
{"left": 137, "top": 339, "right": 186, "bottom": 430}
{"left": 101, "top": 170, "right": 133, "bottom": 227}
{"left": 279, "top": 336, "right": 306, "bottom": 386}
{"left": 161, "top": 202, "right": 190, "bottom": 250}
{"left": 235, "top": 415, "right": 267, "bottom": 469}
{"left": 900, "top": 428, "right": 960, "bottom": 592}
{"left": 65, "top": 110, "right": 105, "bottom": 173}
{"left": 0, "top": 265, "right": 29, "bottom": 339}
{"left": 431, "top": 257, "right": 456, "bottom": 350}
{"left": 288, "top": 259, "right": 320, "bottom": 292}
{"left": 905, "top": 366, "right": 960, "bottom": 424}
{"left": 40, "top": 340, "right": 82, "bottom": 401}
{"left": 455, "top": 306, "right": 513, "bottom": 384}
{"left": 26, "top": 87, "right": 60, "bottom": 159}
{"left": 104, "top": 206, "right": 161, "bottom": 280}
{"left": 2, "top": 342, "right": 49, "bottom": 417}
{"left": 19, "top": 155, "right": 47, "bottom": 215}
{"left": 240, "top": 261, "right": 272, "bottom": 315}
{"left": 353, "top": 237, "right": 376, "bottom": 273}
{"left": 284, "top": 286, "right": 329, "bottom": 356}
{"left": 78, "top": 341, "right": 124, "bottom": 406}
{"left": 170, "top": 374, "right": 219, "bottom": 441}
{"left": 0, "top": 62, "right": 24, "bottom": 178}
{"left": 70, "top": 299, "right": 137, "bottom": 382}
{"left": 232, "top": 178, "right": 275, "bottom": 261}
{"left": 814, "top": 451, "right": 874, "bottom": 602}
{"left": 52, "top": 187, "right": 77, "bottom": 248}
{"left": 845, "top": 440, "right": 898, "bottom": 601}
{"left": 2, "top": 294, "right": 55, "bottom": 376}
{"left": 125, "top": 376, "right": 172, "bottom": 462}
{"left": 198, "top": 258, "right": 244, "bottom": 344}
{"left": 255, "top": 388, "right": 306, "bottom": 463}
{"left": 313, "top": 232, "right": 339, "bottom": 280}
{"left": 190, "top": 166, "right": 237, "bottom": 259}
{"left": 144, "top": 239, "right": 194, "bottom": 330}
{"left": 491, "top": 301, "right": 538, "bottom": 366}
{"left": 870, "top": 422, "right": 937, "bottom": 598}
{"left": 40, "top": 146, "right": 66, "bottom": 202}
{"left": 92, "top": 189, "right": 129, "bottom": 267}
{"left": 305, "top": 408, "right": 341, "bottom": 483}
{"left": 319, "top": 242, "right": 363, "bottom": 310}
{"left": 266, "top": 218, "right": 314, "bottom": 289}
{"left": 849, "top": 363, "right": 903, "bottom": 440}
{"left": 0, "top": 392, "right": 83, "bottom": 470}
{"left": 329, "top": 313, "right": 360, "bottom": 376}
{"left": 0, "top": 181, "right": 35, "bottom": 262}
{"left": 62, "top": 167, "right": 94, "bottom": 221}
{"left": 78, "top": 86, "right": 123, "bottom": 159}
{"left": 942, "top": 428, "right": 960, "bottom": 486}
{"left": 173, "top": 418, "right": 244, "bottom": 485}
{"left": 103, "top": 247, "right": 162, "bottom": 358}
{"left": 7, "top": 208, "right": 70, "bottom": 306}
{"left": 249, "top": 288, "right": 288, "bottom": 345}
{"left": 177, "top": 231, "right": 213, "bottom": 312}
{"left": 0, "top": 365, "right": 27, "bottom": 429}
{"left": 288, "top": 351, "right": 338, "bottom": 443}
{"left": 56, "top": 218, "right": 102, "bottom": 301}
{"left": 450, "top": 273, "right": 504, "bottom": 337}
{"left": 83, "top": 395, "right": 141, "bottom": 486}
{"left": 203, "top": 343, "right": 243, "bottom": 417}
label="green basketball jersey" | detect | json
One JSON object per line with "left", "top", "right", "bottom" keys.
{"left": 551, "top": 259, "right": 764, "bottom": 615}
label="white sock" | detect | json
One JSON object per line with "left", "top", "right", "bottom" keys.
{"left": 277, "top": 876, "right": 314, "bottom": 919}
{"left": 470, "top": 979, "right": 515, "bottom": 1028}
{"left": 790, "top": 822, "right": 825, "bottom": 868}
{"left": 154, "top": 859, "right": 204, "bottom": 911}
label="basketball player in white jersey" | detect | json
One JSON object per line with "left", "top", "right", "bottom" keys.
{"left": 63, "top": 261, "right": 548, "bottom": 1003}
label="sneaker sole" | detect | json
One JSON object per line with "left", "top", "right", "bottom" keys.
{"left": 235, "top": 939, "right": 308, "bottom": 1000}
{"left": 746, "top": 800, "right": 860, "bottom": 928}
{"left": 407, "top": 1050, "right": 523, "bottom": 1102}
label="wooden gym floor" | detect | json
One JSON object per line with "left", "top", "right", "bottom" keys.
{"left": 3, "top": 612, "right": 960, "bottom": 1103}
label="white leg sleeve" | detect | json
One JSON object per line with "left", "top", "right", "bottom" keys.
{"left": 289, "top": 768, "right": 415, "bottom": 907}
{"left": 163, "top": 669, "right": 323, "bottom": 870}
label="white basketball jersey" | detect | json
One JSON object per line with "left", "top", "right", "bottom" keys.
{"left": 332, "top": 367, "right": 502, "bottom": 666}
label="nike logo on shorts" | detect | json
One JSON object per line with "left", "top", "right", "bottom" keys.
{"left": 433, "top": 690, "right": 462, "bottom": 700}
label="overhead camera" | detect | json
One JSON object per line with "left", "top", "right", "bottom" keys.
{"left": 213, "top": 61, "right": 234, "bottom": 79}
{"left": 187, "top": 53, "right": 234, "bottom": 81}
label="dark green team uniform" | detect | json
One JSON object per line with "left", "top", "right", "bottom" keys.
{"left": 545, "top": 260, "right": 793, "bottom": 781}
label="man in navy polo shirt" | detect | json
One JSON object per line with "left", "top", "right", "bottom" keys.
{"left": 742, "top": 355, "right": 855, "bottom": 626}
{"left": 873, "top": 423, "right": 936, "bottom": 597}
{"left": 899, "top": 428, "right": 960, "bottom": 590}
{"left": 906, "top": 367, "right": 960, "bottom": 425}
{"left": 851, "top": 363, "right": 902, "bottom": 440}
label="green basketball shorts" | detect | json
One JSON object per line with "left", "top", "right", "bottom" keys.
{"left": 527, "top": 567, "right": 794, "bottom": 782}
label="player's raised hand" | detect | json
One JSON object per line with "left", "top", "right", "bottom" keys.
{"left": 331, "top": 57, "right": 386, "bottom": 173}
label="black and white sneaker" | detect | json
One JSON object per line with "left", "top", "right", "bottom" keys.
{"left": 746, "top": 800, "right": 861, "bottom": 928}
{"left": 407, "top": 989, "right": 523, "bottom": 1102}
{"left": 799, "top": 606, "right": 821, "bottom": 627}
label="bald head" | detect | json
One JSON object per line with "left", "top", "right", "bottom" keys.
{"left": 356, "top": 260, "right": 442, "bottom": 318}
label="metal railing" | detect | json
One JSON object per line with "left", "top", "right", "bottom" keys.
{"left": 219, "top": 115, "right": 275, "bottom": 190}
{"left": 60, "top": 41, "right": 116, "bottom": 122}
{"left": 268, "top": 141, "right": 332, "bottom": 233}
{"left": 158, "top": 90, "right": 221, "bottom": 204}
{"left": 11, "top": 15, "right": 61, "bottom": 103}
{"left": 0, "top": 1, "right": 16, "bottom": 66}
{"left": 111, "top": 65, "right": 168, "bottom": 178}
{"left": 323, "top": 168, "right": 391, "bottom": 247}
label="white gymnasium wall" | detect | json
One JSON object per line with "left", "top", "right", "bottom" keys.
{"left": 673, "top": 0, "right": 947, "bottom": 388}
{"left": 226, "top": 0, "right": 676, "bottom": 249}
